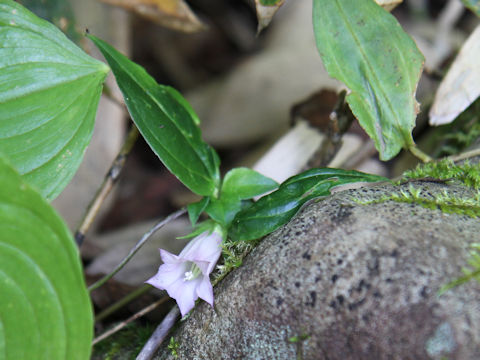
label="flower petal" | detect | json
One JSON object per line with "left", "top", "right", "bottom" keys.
{"left": 160, "top": 249, "right": 181, "bottom": 264}
{"left": 182, "top": 231, "right": 222, "bottom": 266}
{"left": 196, "top": 276, "right": 214, "bottom": 307}
{"left": 146, "top": 262, "right": 187, "bottom": 290}
{"left": 168, "top": 277, "right": 201, "bottom": 316}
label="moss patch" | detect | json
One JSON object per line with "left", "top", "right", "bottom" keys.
{"left": 401, "top": 159, "right": 480, "bottom": 189}
{"left": 92, "top": 322, "right": 154, "bottom": 360}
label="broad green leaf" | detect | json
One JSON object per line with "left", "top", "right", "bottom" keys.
{"left": 221, "top": 168, "right": 278, "bottom": 199}
{"left": 187, "top": 197, "right": 209, "bottom": 226}
{"left": 89, "top": 35, "right": 220, "bottom": 196}
{"left": 0, "top": 156, "right": 92, "bottom": 360}
{"left": 205, "top": 168, "right": 278, "bottom": 227}
{"left": 0, "top": 0, "right": 109, "bottom": 201}
{"left": 313, "top": 0, "right": 424, "bottom": 160}
{"left": 462, "top": 0, "right": 480, "bottom": 16}
{"left": 229, "top": 168, "right": 387, "bottom": 241}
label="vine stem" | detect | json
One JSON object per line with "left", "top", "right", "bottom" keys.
{"left": 409, "top": 145, "right": 433, "bottom": 163}
{"left": 136, "top": 306, "right": 181, "bottom": 360}
{"left": 92, "top": 296, "right": 170, "bottom": 346}
{"left": 75, "top": 125, "right": 139, "bottom": 246}
{"left": 88, "top": 208, "right": 187, "bottom": 292}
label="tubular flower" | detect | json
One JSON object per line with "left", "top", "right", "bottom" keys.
{"left": 146, "top": 230, "right": 223, "bottom": 316}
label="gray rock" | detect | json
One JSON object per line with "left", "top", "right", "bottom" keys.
{"left": 154, "top": 181, "right": 480, "bottom": 360}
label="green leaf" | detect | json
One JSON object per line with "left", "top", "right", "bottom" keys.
{"left": 221, "top": 168, "right": 278, "bottom": 199}
{"left": 187, "top": 197, "right": 209, "bottom": 226}
{"left": 313, "top": 0, "right": 424, "bottom": 160}
{"left": 259, "top": 0, "right": 283, "bottom": 5}
{"left": 0, "top": 156, "right": 92, "bottom": 360}
{"left": 0, "top": 0, "right": 109, "bottom": 200}
{"left": 88, "top": 35, "right": 220, "bottom": 196}
{"left": 229, "top": 168, "right": 388, "bottom": 241}
{"left": 461, "top": 0, "right": 480, "bottom": 16}
{"left": 205, "top": 168, "right": 278, "bottom": 227}
{"left": 205, "top": 197, "right": 241, "bottom": 228}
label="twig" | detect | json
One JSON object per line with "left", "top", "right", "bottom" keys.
{"left": 95, "top": 284, "right": 154, "bottom": 322}
{"left": 75, "top": 125, "right": 139, "bottom": 246}
{"left": 92, "top": 296, "right": 170, "bottom": 346}
{"left": 136, "top": 306, "right": 181, "bottom": 360}
{"left": 449, "top": 148, "right": 480, "bottom": 163}
{"left": 88, "top": 208, "right": 187, "bottom": 292}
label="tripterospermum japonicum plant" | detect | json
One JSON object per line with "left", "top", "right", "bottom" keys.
{"left": 3, "top": 0, "right": 480, "bottom": 358}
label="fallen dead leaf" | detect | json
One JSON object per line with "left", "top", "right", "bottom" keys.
{"left": 430, "top": 25, "right": 480, "bottom": 126}
{"left": 255, "top": 0, "right": 285, "bottom": 33}
{"left": 101, "top": 0, "right": 206, "bottom": 33}
{"left": 375, "top": 0, "right": 403, "bottom": 11}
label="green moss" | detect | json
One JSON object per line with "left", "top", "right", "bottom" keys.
{"left": 92, "top": 322, "right": 154, "bottom": 360}
{"left": 440, "top": 243, "right": 480, "bottom": 294}
{"left": 358, "top": 185, "right": 480, "bottom": 218}
{"left": 212, "top": 238, "right": 258, "bottom": 286}
{"left": 288, "top": 334, "right": 311, "bottom": 343}
{"left": 401, "top": 159, "right": 480, "bottom": 189}
{"left": 431, "top": 97, "right": 480, "bottom": 157}
{"left": 168, "top": 337, "right": 179, "bottom": 359}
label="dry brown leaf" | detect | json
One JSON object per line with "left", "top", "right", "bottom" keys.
{"left": 255, "top": 0, "right": 285, "bottom": 33}
{"left": 430, "top": 25, "right": 480, "bottom": 126}
{"left": 101, "top": 0, "right": 206, "bottom": 33}
{"left": 375, "top": 0, "right": 403, "bottom": 11}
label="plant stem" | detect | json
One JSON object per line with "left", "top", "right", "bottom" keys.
{"left": 95, "top": 284, "right": 155, "bottom": 322}
{"left": 136, "top": 306, "right": 181, "bottom": 360}
{"left": 88, "top": 208, "right": 187, "bottom": 292}
{"left": 92, "top": 296, "right": 170, "bottom": 346}
{"left": 75, "top": 125, "right": 139, "bottom": 246}
{"left": 409, "top": 145, "right": 433, "bottom": 163}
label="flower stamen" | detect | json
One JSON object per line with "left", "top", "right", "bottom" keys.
{"left": 183, "top": 262, "right": 201, "bottom": 281}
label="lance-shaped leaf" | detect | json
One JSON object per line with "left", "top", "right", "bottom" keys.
{"left": 229, "top": 168, "right": 387, "bottom": 241}
{"left": 0, "top": 156, "right": 93, "bottom": 360}
{"left": 0, "top": 0, "right": 109, "bottom": 200}
{"left": 313, "top": 0, "right": 424, "bottom": 160}
{"left": 89, "top": 35, "right": 220, "bottom": 196}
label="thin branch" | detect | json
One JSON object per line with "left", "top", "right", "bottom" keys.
{"left": 448, "top": 148, "right": 480, "bottom": 163}
{"left": 88, "top": 208, "right": 187, "bottom": 292}
{"left": 95, "top": 284, "right": 154, "bottom": 322}
{"left": 75, "top": 125, "right": 139, "bottom": 246}
{"left": 93, "top": 296, "right": 170, "bottom": 346}
{"left": 136, "top": 306, "right": 181, "bottom": 360}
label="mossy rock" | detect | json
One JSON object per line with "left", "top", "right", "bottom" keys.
{"left": 155, "top": 181, "right": 480, "bottom": 360}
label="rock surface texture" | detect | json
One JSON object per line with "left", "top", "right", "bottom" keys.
{"left": 155, "top": 182, "right": 480, "bottom": 360}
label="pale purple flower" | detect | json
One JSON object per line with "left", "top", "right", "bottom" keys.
{"left": 146, "top": 230, "right": 223, "bottom": 316}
